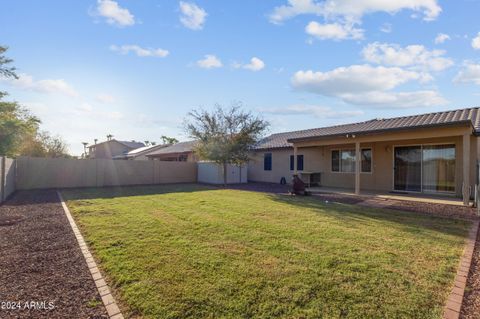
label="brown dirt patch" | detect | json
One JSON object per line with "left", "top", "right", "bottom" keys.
{"left": 0, "top": 190, "right": 107, "bottom": 318}
{"left": 461, "top": 223, "right": 480, "bottom": 319}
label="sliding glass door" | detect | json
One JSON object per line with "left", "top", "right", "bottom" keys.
{"left": 422, "top": 145, "right": 456, "bottom": 192}
{"left": 394, "top": 146, "right": 422, "bottom": 192}
{"left": 394, "top": 144, "right": 456, "bottom": 193}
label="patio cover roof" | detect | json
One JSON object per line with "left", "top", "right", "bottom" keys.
{"left": 145, "top": 141, "right": 197, "bottom": 157}
{"left": 253, "top": 107, "right": 480, "bottom": 150}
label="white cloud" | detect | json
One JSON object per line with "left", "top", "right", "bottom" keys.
{"left": 179, "top": 1, "right": 207, "bottom": 30}
{"left": 197, "top": 55, "right": 222, "bottom": 69}
{"left": 234, "top": 57, "right": 265, "bottom": 71}
{"left": 95, "top": 0, "right": 135, "bottom": 27}
{"left": 472, "top": 32, "right": 480, "bottom": 50}
{"left": 109, "top": 45, "right": 169, "bottom": 58}
{"left": 95, "top": 93, "right": 115, "bottom": 103}
{"left": 244, "top": 57, "right": 265, "bottom": 71}
{"left": 3, "top": 73, "right": 78, "bottom": 97}
{"left": 269, "top": 0, "right": 322, "bottom": 24}
{"left": 269, "top": 0, "right": 441, "bottom": 24}
{"left": 454, "top": 62, "right": 480, "bottom": 85}
{"left": 341, "top": 90, "right": 448, "bottom": 108}
{"left": 269, "top": 0, "right": 440, "bottom": 41}
{"left": 291, "top": 64, "right": 447, "bottom": 108}
{"left": 434, "top": 33, "right": 450, "bottom": 44}
{"left": 262, "top": 104, "right": 363, "bottom": 119}
{"left": 75, "top": 103, "right": 124, "bottom": 120}
{"left": 305, "top": 21, "right": 363, "bottom": 40}
{"left": 292, "top": 65, "right": 421, "bottom": 95}
{"left": 362, "top": 42, "right": 454, "bottom": 72}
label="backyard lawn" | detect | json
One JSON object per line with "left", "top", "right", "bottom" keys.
{"left": 62, "top": 184, "right": 471, "bottom": 319}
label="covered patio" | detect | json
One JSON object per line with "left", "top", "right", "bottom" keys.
{"left": 289, "top": 123, "right": 476, "bottom": 206}
{"left": 306, "top": 186, "right": 465, "bottom": 206}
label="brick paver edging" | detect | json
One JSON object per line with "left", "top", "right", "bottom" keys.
{"left": 57, "top": 191, "right": 124, "bottom": 319}
{"left": 444, "top": 220, "right": 480, "bottom": 319}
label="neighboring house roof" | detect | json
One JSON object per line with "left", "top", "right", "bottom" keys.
{"left": 112, "top": 144, "right": 169, "bottom": 159}
{"left": 254, "top": 107, "right": 480, "bottom": 150}
{"left": 253, "top": 132, "right": 296, "bottom": 150}
{"left": 116, "top": 140, "right": 146, "bottom": 149}
{"left": 145, "top": 141, "right": 197, "bottom": 156}
{"left": 88, "top": 139, "right": 145, "bottom": 149}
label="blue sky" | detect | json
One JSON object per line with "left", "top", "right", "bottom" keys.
{"left": 1, "top": 0, "right": 480, "bottom": 155}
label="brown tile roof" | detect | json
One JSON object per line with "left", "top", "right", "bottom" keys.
{"left": 254, "top": 107, "right": 480, "bottom": 150}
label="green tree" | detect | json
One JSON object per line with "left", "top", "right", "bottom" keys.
{"left": 38, "top": 132, "right": 70, "bottom": 158}
{"left": 0, "top": 46, "right": 70, "bottom": 158}
{"left": 0, "top": 46, "right": 17, "bottom": 79}
{"left": 0, "top": 46, "right": 41, "bottom": 156}
{"left": 161, "top": 135, "right": 179, "bottom": 145}
{"left": 184, "top": 103, "right": 269, "bottom": 186}
{"left": 18, "top": 131, "right": 70, "bottom": 158}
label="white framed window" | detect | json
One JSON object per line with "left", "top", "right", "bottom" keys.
{"left": 332, "top": 149, "right": 372, "bottom": 173}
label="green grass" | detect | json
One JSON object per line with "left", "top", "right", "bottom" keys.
{"left": 62, "top": 184, "right": 471, "bottom": 319}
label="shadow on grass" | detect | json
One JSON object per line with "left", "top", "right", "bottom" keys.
{"left": 10, "top": 183, "right": 470, "bottom": 239}
{"left": 3, "top": 189, "right": 61, "bottom": 206}
{"left": 266, "top": 192, "right": 472, "bottom": 238}
{"left": 3, "top": 184, "right": 216, "bottom": 206}
{"left": 60, "top": 183, "right": 217, "bottom": 201}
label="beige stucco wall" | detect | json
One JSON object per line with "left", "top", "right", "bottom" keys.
{"left": 248, "top": 148, "right": 322, "bottom": 184}
{"left": 1, "top": 157, "right": 16, "bottom": 202}
{"left": 4, "top": 158, "right": 16, "bottom": 200}
{"left": 319, "top": 136, "right": 469, "bottom": 196}
{"left": 249, "top": 128, "right": 479, "bottom": 198}
{"left": 16, "top": 157, "right": 197, "bottom": 190}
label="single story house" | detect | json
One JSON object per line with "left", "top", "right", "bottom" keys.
{"left": 145, "top": 141, "right": 197, "bottom": 162}
{"left": 88, "top": 140, "right": 145, "bottom": 159}
{"left": 113, "top": 144, "right": 169, "bottom": 160}
{"left": 248, "top": 107, "right": 480, "bottom": 205}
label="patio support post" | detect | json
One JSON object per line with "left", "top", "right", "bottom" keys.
{"left": 293, "top": 146, "right": 298, "bottom": 176}
{"left": 463, "top": 133, "right": 471, "bottom": 206}
{"left": 355, "top": 141, "right": 360, "bottom": 195}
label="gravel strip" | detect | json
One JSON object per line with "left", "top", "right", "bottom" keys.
{"left": 461, "top": 223, "right": 480, "bottom": 319}
{"left": 0, "top": 190, "right": 107, "bottom": 318}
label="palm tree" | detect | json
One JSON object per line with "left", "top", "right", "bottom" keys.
{"left": 106, "top": 134, "right": 113, "bottom": 141}
{"left": 144, "top": 140, "right": 150, "bottom": 146}
{"left": 94, "top": 138, "right": 98, "bottom": 145}
{"left": 81, "top": 142, "right": 88, "bottom": 158}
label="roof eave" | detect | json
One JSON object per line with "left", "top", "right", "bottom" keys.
{"left": 287, "top": 120, "right": 474, "bottom": 144}
{"left": 146, "top": 151, "right": 192, "bottom": 157}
